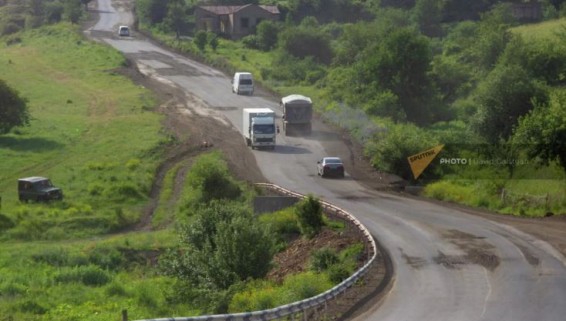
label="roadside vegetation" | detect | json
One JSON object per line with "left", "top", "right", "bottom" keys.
{"left": 1, "top": 0, "right": 564, "bottom": 319}
{"left": 0, "top": 18, "right": 363, "bottom": 319}
{"left": 136, "top": 0, "right": 566, "bottom": 217}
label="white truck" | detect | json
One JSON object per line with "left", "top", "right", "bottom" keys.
{"left": 243, "top": 108, "right": 276, "bottom": 150}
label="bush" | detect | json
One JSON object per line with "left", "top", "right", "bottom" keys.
{"left": 54, "top": 265, "right": 111, "bottom": 286}
{"left": 281, "top": 272, "right": 333, "bottom": 301}
{"left": 0, "top": 213, "right": 15, "bottom": 231}
{"left": 310, "top": 247, "right": 339, "bottom": 272}
{"left": 186, "top": 152, "right": 242, "bottom": 205}
{"left": 258, "top": 208, "right": 299, "bottom": 235}
{"left": 105, "top": 281, "right": 128, "bottom": 297}
{"left": 86, "top": 246, "right": 125, "bottom": 270}
{"left": 1, "top": 22, "right": 22, "bottom": 36}
{"left": 241, "top": 34, "right": 259, "bottom": 49}
{"left": 295, "top": 195, "right": 324, "bottom": 238}
{"left": 366, "top": 123, "right": 440, "bottom": 181}
{"left": 31, "top": 247, "right": 69, "bottom": 266}
{"left": 327, "top": 263, "right": 351, "bottom": 284}
{"left": 229, "top": 281, "right": 277, "bottom": 312}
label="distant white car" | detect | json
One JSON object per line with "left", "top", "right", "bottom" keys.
{"left": 317, "top": 157, "right": 345, "bottom": 178}
{"left": 118, "top": 25, "right": 130, "bottom": 37}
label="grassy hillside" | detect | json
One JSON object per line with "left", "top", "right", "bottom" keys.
{"left": 0, "top": 23, "right": 167, "bottom": 239}
{"left": 0, "top": 23, "right": 195, "bottom": 320}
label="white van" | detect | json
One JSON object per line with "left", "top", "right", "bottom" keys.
{"left": 232, "top": 72, "right": 254, "bottom": 95}
{"left": 118, "top": 25, "right": 130, "bottom": 37}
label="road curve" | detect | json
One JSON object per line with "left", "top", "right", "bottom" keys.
{"left": 89, "top": 1, "right": 566, "bottom": 321}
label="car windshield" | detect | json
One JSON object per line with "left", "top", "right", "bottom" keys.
{"left": 35, "top": 180, "right": 53, "bottom": 188}
{"left": 239, "top": 79, "right": 252, "bottom": 85}
{"left": 253, "top": 124, "right": 274, "bottom": 134}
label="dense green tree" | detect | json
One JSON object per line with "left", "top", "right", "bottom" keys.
{"left": 164, "top": 0, "right": 188, "bottom": 39}
{"left": 471, "top": 64, "right": 548, "bottom": 144}
{"left": 209, "top": 33, "right": 219, "bottom": 51}
{"left": 513, "top": 91, "right": 566, "bottom": 173}
{"left": 278, "top": 26, "right": 332, "bottom": 64}
{"left": 80, "top": 0, "right": 93, "bottom": 10}
{"left": 411, "top": 0, "right": 443, "bottom": 37}
{"left": 499, "top": 35, "right": 566, "bottom": 86}
{"left": 136, "top": 0, "right": 169, "bottom": 25}
{"left": 186, "top": 151, "right": 242, "bottom": 204}
{"left": 255, "top": 20, "right": 279, "bottom": 51}
{"left": 366, "top": 123, "right": 440, "bottom": 180}
{"left": 62, "top": 0, "right": 82, "bottom": 23}
{"left": 353, "top": 28, "right": 434, "bottom": 124}
{"left": 442, "top": 0, "right": 500, "bottom": 21}
{"left": 26, "top": 0, "right": 45, "bottom": 28}
{"left": 0, "top": 79, "right": 30, "bottom": 135}
{"left": 194, "top": 30, "right": 208, "bottom": 51}
{"left": 161, "top": 201, "right": 274, "bottom": 291}
{"left": 471, "top": 3, "right": 516, "bottom": 71}
{"left": 295, "top": 195, "right": 324, "bottom": 238}
{"left": 333, "top": 21, "right": 378, "bottom": 66}
{"left": 45, "top": 1, "right": 64, "bottom": 23}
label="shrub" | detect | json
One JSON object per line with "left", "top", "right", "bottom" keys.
{"left": 86, "top": 246, "right": 124, "bottom": 270}
{"left": 229, "top": 282, "right": 277, "bottom": 312}
{"left": 125, "top": 158, "right": 141, "bottom": 170}
{"left": 310, "top": 247, "right": 339, "bottom": 272}
{"left": 54, "top": 265, "right": 111, "bottom": 286}
{"left": 31, "top": 247, "right": 69, "bottom": 266}
{"left": 366, "top": 123, "right": 440, "bottom": 181}
{"left": 241, "top": 34, "right": 259, "bottom": 49}
{"left": 295, "top": 195, "right": 324, "bottom": 238}
{"left": 105, "top": 281, "right": 128, "bottom": 297}
{"left": 0, "top": 282, "right": 27, "bottom": 297}
{"left": 258, "top": 208, "right": 299, "bottom": 235}
{"left": 1, "top": 22, "right": 22, "bottom": 36}
{"left": 186, "top": 152, "right": 242, "bottom": 205}
{"left": 327, "top": 263, "right": 351, "bottom": 284}
{"left": 194, "top": 30, "right": 207, "bottom": 51}
{"left": 17, "top": 300, "right": 48, "bottom": 314}
{"left": 0, "top": 213, "right": 15, "bottom": 231}
{"left": 281, "top": 272, "right": 333, "bottom": 301}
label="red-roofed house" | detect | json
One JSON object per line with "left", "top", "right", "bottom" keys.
{"left": 194, "top": 4, "right": 280, "bottom": 39}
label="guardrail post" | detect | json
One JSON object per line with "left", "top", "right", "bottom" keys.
{"left": 122, "top": 309, "right": 128, "bottom": 321}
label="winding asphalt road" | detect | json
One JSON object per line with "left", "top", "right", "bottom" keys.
{"left": 88, "top": 1, "right": 566, "bottom": 320}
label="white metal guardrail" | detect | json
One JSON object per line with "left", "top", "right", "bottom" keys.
{"left": 133, "top": 183, "right": 378, "bottom": 321}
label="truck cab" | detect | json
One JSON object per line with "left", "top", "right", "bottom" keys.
{"left": 243, "top": 108, "right": 276, "bottom": 149}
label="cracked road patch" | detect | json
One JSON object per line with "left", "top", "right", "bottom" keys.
{"left": 435, "top": 229, "right": 501, "bottom": 271}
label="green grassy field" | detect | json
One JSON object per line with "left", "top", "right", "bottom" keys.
{"left": 0, "top": 24, "right": 168, "bottom": 239}
{"left": 511, "top": 17, "right": 566, "bottom": 40}
{"left": 0, "top": 23, "right": 202, "bottom": 320}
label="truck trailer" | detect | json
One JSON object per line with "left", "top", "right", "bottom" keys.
{"left": 281, "top": 94, "right": 313, "bottom": 136}
{"left": 243, "top": 108, "right": 276, "bottom": 149}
